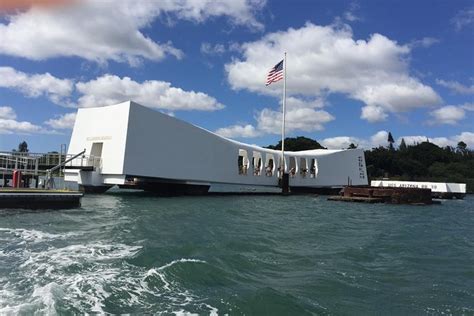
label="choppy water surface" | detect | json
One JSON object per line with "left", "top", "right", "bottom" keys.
{"left": 1, "top": 191, "right": 473, "bottom": 315}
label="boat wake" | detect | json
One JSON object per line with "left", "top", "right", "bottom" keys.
{"left": 0, "top": 227, "right": 218, "bottom": 314}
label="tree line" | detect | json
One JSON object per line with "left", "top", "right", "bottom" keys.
{"left": 267, "top": 135, "right": 473, "bottom": 193}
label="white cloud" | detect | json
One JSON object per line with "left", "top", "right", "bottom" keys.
{"left": 0, "top": 106, "right": 46, "bottom": 134}
{"left": 215, "top": 105, "right": 334, "bottom": 139}
{"left": 342, "top": 1, "right": 362, "bottom": 22}
{"left": 343, "top": 11, "right": 360, "bottom": 22}
{"left": 45, "top": 112, "right": 76, "bottom": 129}
{"left": 76, "top": 75, "right": 224, "bottom": 111}
{"left": 215, "top": 124, "right": 261, "bottom": 138}
{"left": 0, "top": 67, "right": 73, "bottom": 106}
{"left": 160, "top": 0, "right": 265, "bottom": 30}
{"left": 436, "top": 79, "right": 474, "bottom": 94}
{"left": 256, "top": 107, "right": 334, "bottom": 134}
{"left": 0, "top": 0, "right": 265, "bottom": 65}
{"left": 360, "top": 105, "right": 388, "bottom": 122}
{"left": 201, "top": 43, "right": 226, "bottom": 55}
{"left": 321, "top": 136, "right": 360, "bottom": 149}
{"left": 453, "top": 132, "right": 474, "bottom": 148}
{"left": 225, "top": 22, "right": 441, "bottom": 122}
{"left": 370, "top": 130, "right": 389, "bottom": 147}
{"left": 429, "top": 105, "right": 466, "bottom": 125}
{"left": 399, "top": 135, "right": 429, "bottom": 146}
{"left": 0, "top": 119, "right": 44, "bottom": 134}
{"left": 0, "top": 66, "right": 225, "bottom": 112}
{"left": 428, "top": 103, "right": 474, "bottom": 125}
{"left": 214, "top": 94, "right": 331, "bottom": 138}
{"left": 321, "top": 131, "right": 388, "bottom": 149}
{"left": 409, "top": 37, "right": 440, "bottom": 48}
{"left": 285, "top": 96, "right": 325, "bottom": 109}
{"left": 0, "top": 106, "right": 17, "bottom": 119}
{"left": 462, "top": 103, "right": 474, "bottom": 111}
{"left": 451, "top": 6, "right": 474, "bottom": 31}
{"left": 322, "top": 130, "right": 474, "bottom": 150}
{"left": 214, "top": 93, "right": 333, "bottom": 138}
{"left": 399, "top": 132, "right": 474, "bottom": 148}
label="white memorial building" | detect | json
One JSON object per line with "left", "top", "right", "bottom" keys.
{"left": 65, "top": 101, "right": 368, "bottom": 194}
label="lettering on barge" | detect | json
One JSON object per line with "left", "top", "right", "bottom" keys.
{"left": 386, "top": 182, "right": 438, "bottom": 190}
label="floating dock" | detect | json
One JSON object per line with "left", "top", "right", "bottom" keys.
{"left": 329, "top": 186, "right": 436, "bottom": 205}
{"left": 0, "top": 189, "right": 83, "bottom": 209}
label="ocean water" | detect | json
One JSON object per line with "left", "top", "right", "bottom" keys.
{"left": 0, "top": 191, "right": 473, "bottom": 315}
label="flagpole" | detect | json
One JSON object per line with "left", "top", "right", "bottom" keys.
{"left": 281, "top": 52, "right": 287, "bottom": 178}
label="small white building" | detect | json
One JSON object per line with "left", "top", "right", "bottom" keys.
{"left": 371, "top": 180, "right": 466, "bottom": 199}
{"left": 65, "top": 101, "right": 368, "bottom": 194}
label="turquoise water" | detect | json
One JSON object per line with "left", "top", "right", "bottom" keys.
{"left": 1, "top": 191, "right": 473, "bottom": 315}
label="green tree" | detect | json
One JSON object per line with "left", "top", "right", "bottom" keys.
{"left": 399, "top": 138, "right": 407, "bottom": 151}
{"left": 457, "top": 141, "right": 467, "bottom": 155}
{"left": 387, "top": 132, "right": 395, "bottom": 151}
{"left": 267, "top": 136, "right": 326, "bottom": 151}
{"left": 18, "top": 141, "right": 29, "bottom": 153}
{"left": 348, "top": 143, "right": 357, "bottom": 149}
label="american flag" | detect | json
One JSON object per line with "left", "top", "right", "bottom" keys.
{"left": 266, "top": 59, "right": 284, "bottom": 86}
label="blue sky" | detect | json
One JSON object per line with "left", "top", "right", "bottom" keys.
{"left": 0, "top": 0, "right": 473, "bottom": 153}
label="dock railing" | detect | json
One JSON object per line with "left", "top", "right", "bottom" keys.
{"left": 0, "top": 151, "right": 102, "bottom": 176}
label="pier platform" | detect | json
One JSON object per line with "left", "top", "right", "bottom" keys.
{"left": 328, "top": 186, "right": 435, "bottom": 205}
{"left": 0, "top": 189, "right": 83, "bottom": 209}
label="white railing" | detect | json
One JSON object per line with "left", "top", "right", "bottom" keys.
{"left": 65, "top": 155, "right": 102, "bottom": 169}
{"left": 0, "top": 153, "right": 40, "bottom": 175}
{"left": 0, "top": 151, "right": 102, "bottom": 174}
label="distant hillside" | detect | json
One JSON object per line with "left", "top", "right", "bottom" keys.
{"left": 266, "top": 136, "right": 326, "bottom": 151}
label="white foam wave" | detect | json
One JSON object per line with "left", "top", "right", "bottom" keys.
{"left": 1, "top": 240, "right": 141, "bottom": 314}
{"left": 157, "top": 258, "right": 207, "bottom": 271}
{"left": 0, "top": 227, "right": 81, "bottom": 244}
{"left": 1, "top": 233, "right": 219, "bottom": 314}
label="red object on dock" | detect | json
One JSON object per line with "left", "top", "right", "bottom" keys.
{"left": 12, "top": 170, "right": 22, "bottom": 188}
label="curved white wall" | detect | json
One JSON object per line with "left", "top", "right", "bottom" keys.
{"left": 67, "top": 101, "right": 368, "bottom": 188}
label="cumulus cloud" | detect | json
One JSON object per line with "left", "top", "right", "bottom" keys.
{"left": 321, "top": 130, "right": 474, "bottom": 150}
{"left": 360, "top": 105, "right": 388, "bottom": 122}
{"left": 321, "top": 131, "right": 388, "bottom": 149}
{"left": 45, "top": 112, "right": 76, "bottom": 129}
{"left": 429, "top": 105, "right": 466, "bottom": 125}
{"left": 215, "top": 124, "right": 261, "bottom": 138}
{"left": 436, "top": 79, "right": 474, "bottom": 94}
{"left": 0, "top": 106, "right": 17, "bottom": 119}
{"left": 0, "top": 119, "right": 44, "bottom": 134}
{"left": 428, "top": 103, "right": 474, "bottom": 125}
{"left": 399, "top": 132, "right": 474, "bottom": 148}
{"left": 0, "top": 0, "right": 265, "bottom": 65}
{"left": 0, "top": 66, "right": 226, "bottom": 112}
{"left": 321, "top": 136, "right": 361, "bottom": 149}
{"left": 76, "top": 75, "right": 224, "bottom": 111}
{"left": 0, "top": 66, "right": 73, "bottom": 106}
{"left": 215, "top": 96, "right": 333, "bottom": 138}
{"left": 256, "top": 107, "right": 334, "bottom": 134}
{"left": 225, "top": 22, "right": 441, "bottom": 122}
{"left": 0, "top": 106, "right": 45, "bottom": 134}
{"left": 370, "top": 130, "right": 390, "bottom": 147}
